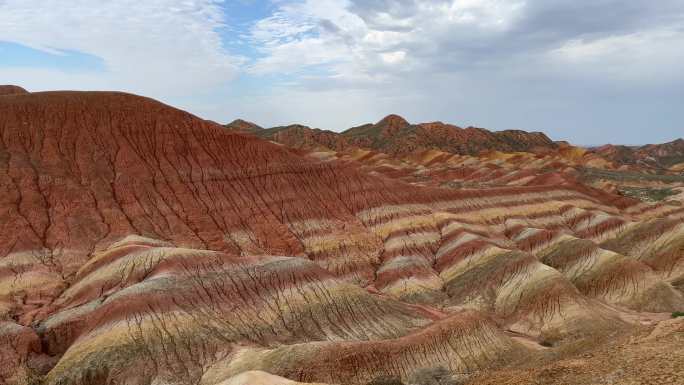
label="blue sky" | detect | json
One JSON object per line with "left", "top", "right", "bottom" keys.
{"left": 1, "top": 0, "right": 683, "bottom": 145}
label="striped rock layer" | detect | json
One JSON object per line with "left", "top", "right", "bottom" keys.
{"left": 0, "top": 90, "right": 683, "bottom": 385}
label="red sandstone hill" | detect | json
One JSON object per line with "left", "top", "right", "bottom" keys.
{"left": 1, "top": 88, "right": 683, "bottom": 385}
{"left": 1, "top": 90, "right": 385, "bottom": 271}
{"left": 226, "top": 114, "right": 558, "bottom": 156}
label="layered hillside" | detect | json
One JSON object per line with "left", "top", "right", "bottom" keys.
{"left": 231, "top": 117, "right": 684, "bottom": 207}
{"left": 1, "top": 88, "right": 683, "bottom": 385}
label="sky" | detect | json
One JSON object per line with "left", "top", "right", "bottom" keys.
{"left": 1, "top": 0, "right": 683, "bottom": 145}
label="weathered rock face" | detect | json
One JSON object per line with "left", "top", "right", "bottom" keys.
{"left": 0, "top": 321, "right": 43, "bottom": 383}
{"left": 1, "top": 90, "right": 683, "bottom": 385}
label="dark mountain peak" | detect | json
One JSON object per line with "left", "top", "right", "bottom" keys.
{"left": 280, "top": 123, "right": 313, "bottom": 130}
{"left": 418, "top": 121, "right": 462, "bottom": 130}
{"left": 376, "top": 114, "right": 410, "bottom": 129}
{"left": 497, "top": 129, "right": 555, "bottom": 144}
{"left": 464, "top": 125, "right": 491, "bottom": 133}
{"left": 0, "top": 85, "right": 29, "bottom": 95}
{"left": 225, "top": 119, "right": 263, "bottom": 132}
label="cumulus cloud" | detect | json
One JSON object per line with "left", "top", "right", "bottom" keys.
{"left": 0, "top": 0, "right": 682, "bottom": 144}
{"left": 0, "top": 0, "right": 240, "bottom": 97}
{"left": 239, "top": 0, "right": 684, "bottom": 143}
{"left": 247, "top": 0, "right": 528, "bottom": 80}
{"left": 247, "top": 0, "right": 683, "bottom": 84}
{"left": 548, "top": 28, "right": 684, "bottom": 84}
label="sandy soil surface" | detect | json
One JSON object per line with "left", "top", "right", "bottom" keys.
{"left": 469, "top": 316, "right": 684, "bottom": 385}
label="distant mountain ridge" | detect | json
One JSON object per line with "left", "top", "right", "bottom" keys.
{"left": 227, "top": 116, "right": 683, "bottom": 172}
{"left": 593, "top": 138, "right": 684, "bottom": 171}
{"left": 226, "top": 114, "right": 558, "bottom": 155}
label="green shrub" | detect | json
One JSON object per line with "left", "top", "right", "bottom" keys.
{"left": 672, "top": 311, "right": 684, "bottom": 318}
{"left": 618, "top": 186, "right": 678, "bottom": 202}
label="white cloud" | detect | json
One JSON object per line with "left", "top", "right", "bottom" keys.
{"left": 380, "top": 50, "right": 406, "bottom": 64}
{"left": 246, "top": 0, "right": 684, "bottom": 87}
{"left": 425, "top": 0, "right": 525, "bottom": 28}
{"left": 0, "top": 0, "right": 239, "bottom": 97}
{"left": 545, "top": 27, "right": 684, "bottom": 89}
{"left": 235, "top": 0, "right": 684, "bottom": 144}
{"left": 246, "top": 0, "right": 529, "bottom": 83}
{"left": 1, "top": 0, "right": 683, "bottom": 144}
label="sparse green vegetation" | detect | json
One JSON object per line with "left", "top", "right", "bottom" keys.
{"left": 672, "top": 311, "right": 684, "bottom": 318}
{"left": 618, "top": 186, "right": 678, "bottom": 202}
{"left": 408, "top": 366, "right": 464, "bottom": 385}
{"left": 368, "top": 375, "right": 405, "bottom": 385}
{"left": 580, "top": 167, "right": 684, "bottom": 183}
